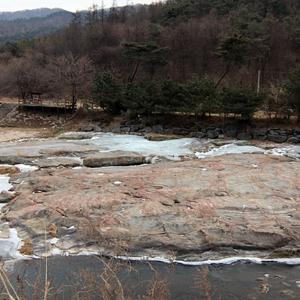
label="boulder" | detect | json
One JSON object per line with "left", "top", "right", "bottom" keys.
{"left": 79, "top": 125, "right": 95, "bottom": 132}
{"left": 293, "top": 128, "right": 300, "bottom": 136}
{"left": 139, "top": 126, "right": 152, "bottom": 134}
{"left": 129, "top": 125, "right": 142, "bottom": 132}
{"left": 83, "top": 151, "right": 147, "bottom": 168}
{"left": 252, "top": 128, "right": 268, "bottom": 140}
{"left": 267, "top": 134, "right": 288, "bottom": 143}
{"left": 172, "top": 127, "right": 190, "bottom": 135}
{"left": 111, "top": 127, "right": 121, "bottom": 134}
{"left": 237, "top": 132, "right": 252, "bottom": 140}
{"left": 207, "top": 129, "right": 219, "bottom": 139}
{"left": 120, "top": 126, "right": 131, "bottom": 133}
{"left": 34, "top": 157, "right": 82, "bottom": 168}
{"left": 268, "top": 128, "right": 287, "bottom": 136}
{"left": 267, "top": 128, "right": 288, "bottom": 143}
{"left": 0, "top": 191, "right": 16, "bottom": 203}
{"left": 0, "top": 156, "right": 32, "bottom": 165}
{"left": 224, "top": 125, "right": 238, "bottom": 138}
{"left": 189, "top": 132, "right": 206, "bottom": 139}
{"left": 152, "top": 125, "right": 164, "bottom": 134}
{"left": 58, "top": 133, "right": 94, "bottom": 140}
{"left": 287, "top": 136, "right": 300, "bottom": 144}
{"left": 145, "top": 134, "right": 180, "bottom": 141}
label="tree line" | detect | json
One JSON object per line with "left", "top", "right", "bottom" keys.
{"left": 0, "top": 0, "right": 299, "bottom": 121}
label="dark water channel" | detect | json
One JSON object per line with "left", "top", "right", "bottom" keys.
{"left": 2, "top": 256, "right": 299, "bottom": 299}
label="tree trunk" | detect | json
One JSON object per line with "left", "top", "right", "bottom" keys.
{"left": 215, "top": 64, "right": 230, "bottom": 88}
{"left": 72, "top": 84, "right": 77, "bottom": 112}
{"left": 128, "top": 62, "right": 140, "bottom": 83}
{"left": 257, "top": 69, "right": 261, "bottom": 95}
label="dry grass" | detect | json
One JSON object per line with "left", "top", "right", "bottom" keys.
{"left": 47, "top": 224, "right": 57, "bottom": 238}
{"left": 18, "top": 239, "right": 33, "bottom": 256}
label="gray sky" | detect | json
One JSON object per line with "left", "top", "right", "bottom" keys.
{"left": 1, "top": 0, "right": 157, "bottom": 12}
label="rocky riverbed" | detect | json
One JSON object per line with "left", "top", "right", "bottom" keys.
{"left": 0, "top": 130, "right": 300, "bottom": 266}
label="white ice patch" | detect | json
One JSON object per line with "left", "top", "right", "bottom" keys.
{"left": 0, "top": 164, "right": 38, "bottom": 173}
{"left": 15, "top": 164, "right": 39, "bottom": 173}
{"left": 46, "top": 156, "right": 83, "bottom": 163}
{"left": 265, "top": 145, "right": 300, "bottom": 160}
{"left": 0, "top": 175, "right": 12, "bottom": 192}
{"left": 88, "top": 133, "right": 200, "bottom": 160}
{"left": 49, "top": 238, "right": 59, "bottom": 245}
{"left": 196, "top": 144, "right": 264, "bottom": 158}
{"left": 0, "top": 226, "right": 24, "bottom": 260}
{"left": 115, "top": 255, "right": 300, "bottom": 266}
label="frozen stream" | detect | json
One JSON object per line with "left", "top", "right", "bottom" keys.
{"left": 0, "top": 166, "right": 38, "bottom": 261}
{"left": 63, "top": 132, "right": 300, "bottom": 160}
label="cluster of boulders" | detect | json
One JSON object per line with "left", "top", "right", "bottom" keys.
{"left": 0, "top": 106, "right": 66, "bottom": 128}
{"left": 111, "top": 121, "right": 300, "bottom": 144}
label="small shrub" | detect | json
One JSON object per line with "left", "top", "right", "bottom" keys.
{"left": 219, "top": 87, "right": 264, "bottom": 120}
{"left": 94, "top": 72, "right": 124, "bottom": 115}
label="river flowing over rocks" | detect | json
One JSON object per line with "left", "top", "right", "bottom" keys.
{"left": 0, "top": 131, "right": 300, "bottom": 265}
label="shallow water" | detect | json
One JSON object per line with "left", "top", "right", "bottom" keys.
{"left": 6, "top": 256, "right": 300, "bottom": 299}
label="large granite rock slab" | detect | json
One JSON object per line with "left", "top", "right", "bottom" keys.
{"left": 83, "top": 151, "right": 147, "bottom": 167}
{"left": 34, "top": 157, "right": 82, "bottom": 168}
{"left": 0, "top": 140, "right": 99, "bottom": 165}
{"left": 3, "top": 154, "right": 300, "bottom": 261}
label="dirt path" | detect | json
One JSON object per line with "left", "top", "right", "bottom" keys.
{"left": 0, "top": 127, "right": 44, "bottom": 142}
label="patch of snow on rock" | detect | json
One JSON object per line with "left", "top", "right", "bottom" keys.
{"left": 15, "top": 164, "right": 39, "bottom": 173}
{"left": 0, "top": 175, "right": 12, "bottom": 192}
{"left": 264, "top": 145, "right": 300, "bottom": 159}
{"left": 0, "top": 225, "right": 24, "bottom": 260}
{"left": 116, "top": 255, "right": 300, "bottom": 266}
{"left": 196, "top": 144, "right": 264, "bottom": 158}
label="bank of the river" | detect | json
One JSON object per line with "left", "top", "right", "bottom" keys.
{"left": 0, "top": 127, "right": 43, "bottom": 142}
{"left": 5, "top": 255, "right": 300, "bottom": 299}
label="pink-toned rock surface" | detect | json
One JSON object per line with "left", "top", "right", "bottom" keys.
{"left": 3, "top": 153, "right": 300, "bottom": 260}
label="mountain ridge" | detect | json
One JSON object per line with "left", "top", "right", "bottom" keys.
{"left": 0, "top": 8, "right": 70, "bottom": 21}
{"left": 0, "top": 9, "right": 73, "bottom": 43}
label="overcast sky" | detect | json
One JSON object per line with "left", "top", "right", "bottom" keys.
{"left": 1, "top": 0, "right": 157, "bottom": 12}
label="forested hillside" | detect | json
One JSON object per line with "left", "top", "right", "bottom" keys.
{"left": 0, "top": 9, "right": 72, "bottom": 42}
{"left": 0, "top": 0, "right": 299, "bottom": 121}
{"left": 0, "top": 8, "right": 65, "bottom": 21}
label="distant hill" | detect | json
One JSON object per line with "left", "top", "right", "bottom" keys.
{"left": 0, "top": 8, "right": 66, "bottom": 21}
{"left": 0, "top": 9, "right": 73, "bottom": 43}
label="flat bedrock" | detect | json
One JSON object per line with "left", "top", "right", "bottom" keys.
{"left": 2, "top": 153, "right": 300, "bottom": 260}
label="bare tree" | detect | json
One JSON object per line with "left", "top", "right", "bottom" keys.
{"left": 50, "top": 53, "right": 94, "bottom": 110}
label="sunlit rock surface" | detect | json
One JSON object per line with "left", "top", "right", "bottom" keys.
{"left": 0, "top": 131, "right": 299, "bottom": 262}
{"left": 3, "top": 153, "right": 300, "bottom": 261}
